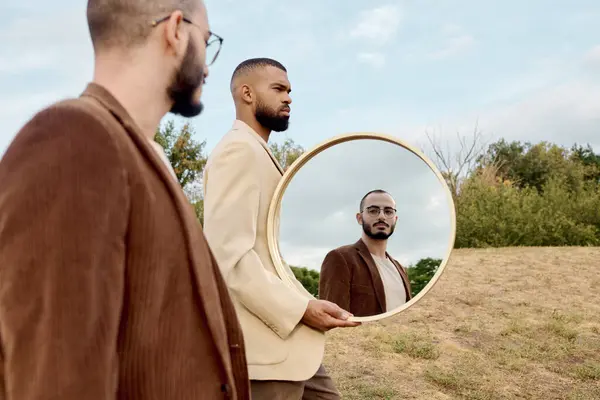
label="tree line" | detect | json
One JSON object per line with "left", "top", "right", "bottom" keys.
{"left": 156, "top": 120, "right": 600, "bottom": 248}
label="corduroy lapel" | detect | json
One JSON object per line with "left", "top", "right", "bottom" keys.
{"left": 79, "top": 83, "right": 234, "bottom": 381}
{"left": 353, "top": 239, "right": 387, "bottom": 312}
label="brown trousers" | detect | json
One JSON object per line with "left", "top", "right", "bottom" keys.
{"left": 251, "top": 364, "right": 341, "bottom": 399}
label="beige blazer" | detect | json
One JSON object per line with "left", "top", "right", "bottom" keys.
{"left": 203, "top": 120, "right": 325, "bottom": 381}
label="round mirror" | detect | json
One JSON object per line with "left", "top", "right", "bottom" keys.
{"left": 267, "top": 133, "right": 456, "bottom": 322}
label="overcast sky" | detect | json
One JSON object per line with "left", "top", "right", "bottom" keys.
{"left": 1, "top": 1, "right": 599, "bottom": 161}
{"left": 278, "top": 138, "right": 453, "bottom": 271}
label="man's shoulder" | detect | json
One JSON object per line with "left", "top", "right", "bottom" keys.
{"left": 34, "top": 97, "right": 106, "bottom": 122}
{"left": 207, "top": 128, "right": 261, "bottom": 163}
{"left": 325, "top": 243, "right": 358, "bottom": 258}
{"left": 13, "top": 97, "right": 112, "bottom": 141}
{"left": 1, "top": 97, "right": 120, "bottom": 167}
{"left": 0, "top": 97, "right": 126, "bottom": 186}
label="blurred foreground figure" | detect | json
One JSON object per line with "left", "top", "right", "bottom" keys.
{"left": 0, "top": 0, "right": 249, "bottom": 398}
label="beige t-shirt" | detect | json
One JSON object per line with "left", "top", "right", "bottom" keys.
{"left": 370, "top": 254, "right": 407, "bottom": 311}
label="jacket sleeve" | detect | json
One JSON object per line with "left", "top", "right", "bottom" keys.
{"left": 202, "top": 140, "right": 309, "bottom": 339}
{"left": 318, "top": 250, "right": 351, "bottom": 311}
{"left": 0, "top": 105, "right": 128, "bottom": 399}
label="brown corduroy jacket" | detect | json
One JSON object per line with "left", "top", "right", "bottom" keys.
{"left": 0, "top": 83, "right": 250, "bottom": 399}
{"left": 318, "top": 239, "right": 412, "bottom": 317}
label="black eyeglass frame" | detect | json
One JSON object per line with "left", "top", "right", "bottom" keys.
{"left": 361, "top": 206, "right": 397, "bottom": 218}
{"left": 150, "top": 15, "right": 223, "bottom": 66}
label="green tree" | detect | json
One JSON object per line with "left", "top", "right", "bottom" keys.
{"left": 155, "top": 120, "right": 207, "bottom": 188}
{"left": 475, "top": 139, "right": 595, "bottom": 193}
{"left": 570, "top": 143, "right": 600, "bottom": 183}
{"left": 454, "top": 163, "right": 600, "bottom": 248}
{"left": 406, "top": 258, "right": 442, "bottom": 298}
{"left": 155, "top": 120, "right": 206, "bottom": 224}
{"left": 270, "top": 138, "right": 305, "bottom": 171}
{"left": 290, "top": 266, "right": 320, "bottom": 297}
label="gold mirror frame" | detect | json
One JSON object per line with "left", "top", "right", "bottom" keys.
{"left": 266, "top": 132, "right": 457, "bottom": 322}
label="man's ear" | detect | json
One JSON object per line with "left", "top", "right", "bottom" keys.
{"left": 356, "top": 213, "right": 362, "bottom": 225}
{"left": 240, "top": 84, "right": 253, "bottom": 104}
{"left": 163, "top": 11, "right": 187, "bottom": 58}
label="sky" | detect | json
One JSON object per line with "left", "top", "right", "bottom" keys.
{"left": 277, "top": 138, "right": 454, "bottom": 271}
{"left": 1, "top": 0, "right": 600, "bottom": 161}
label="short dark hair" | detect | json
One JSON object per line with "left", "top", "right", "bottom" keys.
{"left": 230, "top": 58, "right": 287, "bottom": 88}
{"left": 359, "top": 189, "right": 390, "bottom": 211}
{"left": 86, "top": 0, "right": 198, "bottom": 50}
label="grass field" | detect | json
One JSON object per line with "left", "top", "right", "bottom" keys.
{"left": 323, "top": 247, "right": 600, "bottom": 399}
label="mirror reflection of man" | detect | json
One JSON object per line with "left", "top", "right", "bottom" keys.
{"left": 203, "top": 57, "right": 359, "bottom": 400}
{"left": 319, "top": 189, "right": 413, "bottom": 317}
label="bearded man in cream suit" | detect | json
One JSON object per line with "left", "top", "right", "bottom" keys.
{"left": 203, "top": 58, "right": 360, "bottom": 399}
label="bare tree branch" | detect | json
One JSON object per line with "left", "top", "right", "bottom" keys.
{"left": 422, "top": 120, "right": 488, "bottom": 197}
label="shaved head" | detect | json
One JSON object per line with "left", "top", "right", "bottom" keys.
{"left": 360, "top": 189, "right": 394, "bottom": 211}
{"left": 230, "top": 58, "right": 287, "bottom": 94}
{"left": 87, "top": 0, "right": 203, "bottom": 50}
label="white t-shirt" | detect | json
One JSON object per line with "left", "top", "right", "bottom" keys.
{"left": 370, "top": 253, "right": 407, "bottom": 311}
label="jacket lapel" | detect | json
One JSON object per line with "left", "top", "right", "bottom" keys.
{"left": 353, "top": 239, "right": 386, "bottom": 312}
{"left": 231, "top": 120, "right": 285, "bottom": 176}
{"left": 80, "top": 84, "right": 233, "bottom": 374}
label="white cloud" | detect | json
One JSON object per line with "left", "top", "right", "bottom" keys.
{"left": 350, "top": 5, "right": 402, "bottom": 44}
{"left": 0, "top": 51, "right": 59, "bottom": 74}
{"left": 441, "top": 23, "right": 464, "bottom": 36}
{"left": 428, "top": 32, "right": 475, "bottom": 60}
{"left": 426, "top": 195, "right": 443, "bottom": 211}
{"left": 357, "top": 52, "right": 386, "bottom": 68}
{"left": 280, "top": 244, "right": 339, "bottom": 271}
{"left": 408, "top": 78, "right": 600, "bottom": 155}
{"left": 398, "top": 46, "right": 600, "bottom": 160}
{"left": 478, "top": 80, "right": 600, "bottom": 149}
{"left": 583, "top": 45, "right": 600, "bottom": 70}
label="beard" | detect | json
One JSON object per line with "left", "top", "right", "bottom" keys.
{"left": 255, "top": 99, "right": 290, "bottom": 132}
{"left": 363, "top": 220, "right": 395, "bottom": 240}
{"left": 167, "top": 38, "right": 205, "bottom": 118}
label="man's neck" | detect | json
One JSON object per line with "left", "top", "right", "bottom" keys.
{"left": 235, "top": 112, "right": 271, "bottom": 143}
{"left": 361, "top": 234, "right": 388, "bottom": 259}
{"left": 92, "top": 53, "right": 171, "bottom": 141}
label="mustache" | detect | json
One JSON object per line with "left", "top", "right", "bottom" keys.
{"left": 373, "top": 221, "right": 389, "bottom": 227}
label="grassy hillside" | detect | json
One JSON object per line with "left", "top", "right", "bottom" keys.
{"left": 323, "top": 247, "right": 600, "bottom": 399}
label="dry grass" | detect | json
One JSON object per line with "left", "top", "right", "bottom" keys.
{"left": 323, "top": 247, "right": 600, "bottom": 399}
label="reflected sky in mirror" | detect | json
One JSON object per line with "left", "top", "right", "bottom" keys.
{"left": 278, "top": 138, "right": 453, "bottom": 271}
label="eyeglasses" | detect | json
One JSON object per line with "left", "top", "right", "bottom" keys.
{"left": 150, "top": 15, "right": 223, "bottom": 66}
{"left": 362, "top": 206, "right": 396, "bottom": 218}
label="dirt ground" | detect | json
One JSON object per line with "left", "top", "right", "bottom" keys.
{"left": 323, "top": 247, "right": 600, "bottom": 399}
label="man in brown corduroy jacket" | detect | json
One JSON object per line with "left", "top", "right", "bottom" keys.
{"left": 319, "top": 190, "right": 413, "bottom": 318}
{"left": 0, "top": 0, "right": 250, "bottom": 399}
